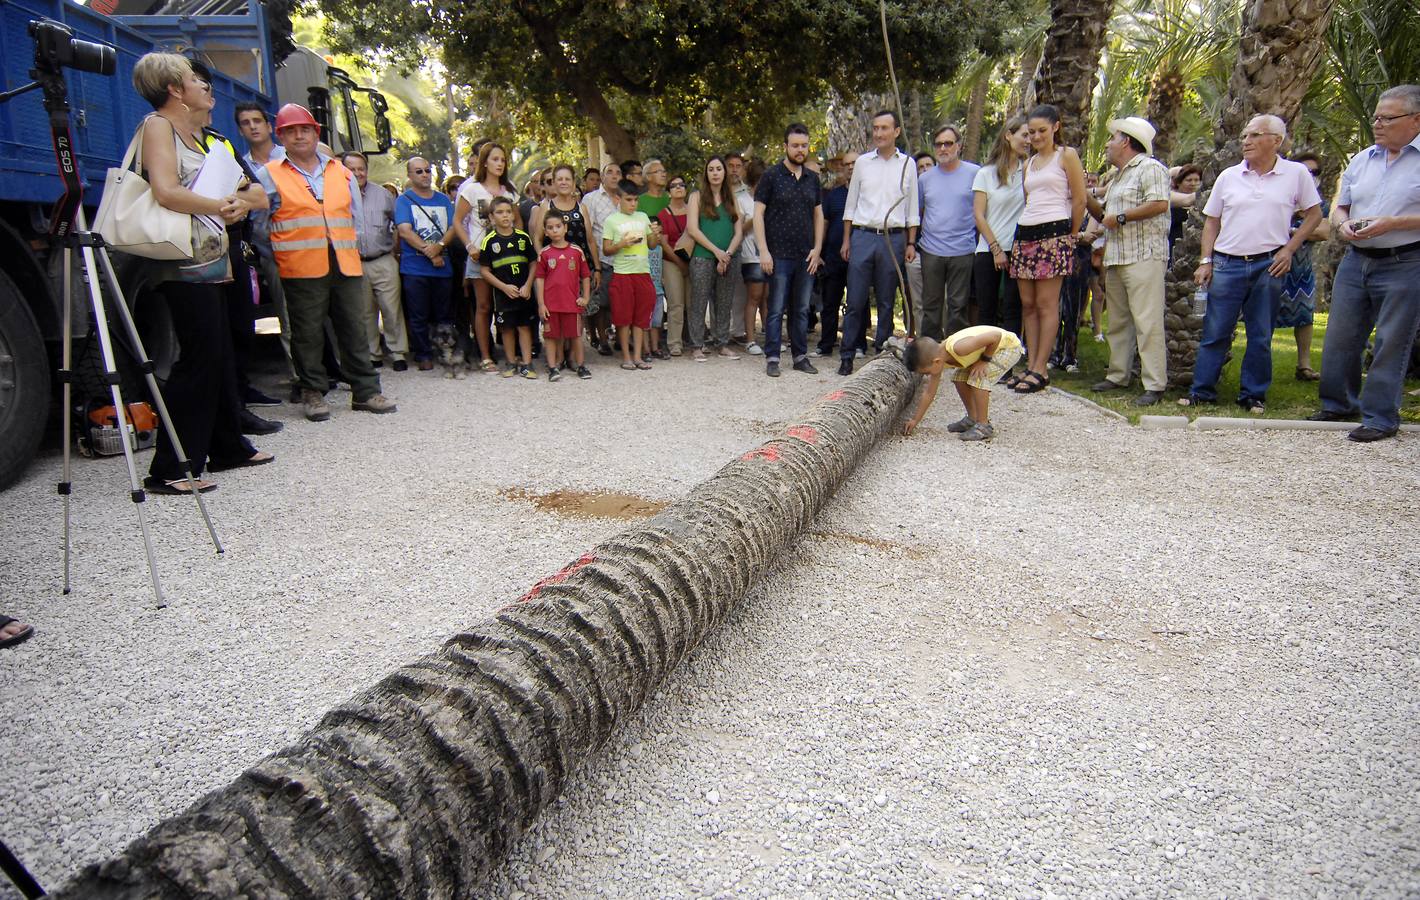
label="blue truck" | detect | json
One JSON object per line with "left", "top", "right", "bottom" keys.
{"left": 0, "top": 0, "right": 390, "bottom": 489}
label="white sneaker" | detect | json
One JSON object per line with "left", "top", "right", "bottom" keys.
{"left": 810, "top": 348, "right": 829, "bottom": 358}
{"left": 854, "top": 349, "right": 865, "bottom": 359}
{"left": 745, "top": 342, "right": 765, "bottom": 356}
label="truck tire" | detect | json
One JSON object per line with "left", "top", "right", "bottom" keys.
{"left": 0, "top": 268, "right": 50, "bottom": 491}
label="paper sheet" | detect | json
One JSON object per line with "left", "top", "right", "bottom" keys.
{"left": 190, "top": 148, "right": 245, "bottom": 237}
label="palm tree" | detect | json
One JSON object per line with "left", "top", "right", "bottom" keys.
{"left": 1128, "top": 0, "right": 1242, "bottom": 163}
{"left": 1033, "top": 0, "right": 1118, "bottom": 149}
{"left": 1163, "top": 0, "right": 1339, "bottom": 387}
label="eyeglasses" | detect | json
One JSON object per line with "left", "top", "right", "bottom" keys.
{"left": 669, "top": 182, "right": 686, "bottom": 189}
{"left": 1372, "top": 112, "right": 1417, "bottom": 124}
{"left": 411, "top": 168, "right": 430, "bottom": 174}
{"left": 1240, "top": 131, "right": 1281, "bottom": 141}
{"left": 933, "top": 140, "right": 957, "bottom": 148}
{"left": 541, "top": 179, "right": 554, "bottom": 185}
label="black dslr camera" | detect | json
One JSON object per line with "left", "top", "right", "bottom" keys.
{"left": 29, "top": 19, "right": 115, "bottom": 75}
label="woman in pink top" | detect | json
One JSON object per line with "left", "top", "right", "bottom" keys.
{"left": 1009, "top": 104, "right": 1086, "bottom": 393}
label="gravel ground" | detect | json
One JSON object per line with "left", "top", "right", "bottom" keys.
{"left": 2, "top": 345, "right": 1418, "bottom": 898}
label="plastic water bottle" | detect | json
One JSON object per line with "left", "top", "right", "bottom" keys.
{"left": 1192, "top": 289, "right": 1208, "bottom": 318}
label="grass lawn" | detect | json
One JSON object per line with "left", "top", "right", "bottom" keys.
{"left": 1045, "top": 313, "right": 1420, "bottom": 424}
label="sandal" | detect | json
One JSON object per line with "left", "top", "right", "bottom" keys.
{"left": 1001, "top": 371, "right": 1022, "bottom": 389}
{"left": 144, "top": 476, "right": 217, "bottom": 495}
{"left": 1295, "top": 366, "right": 1320, "bottom": 382}
{"left": 620, "top": 362, "right": 638, "bottom": 371}
{"left": 0, "top": 615, "right": 34, "bottom": 649}
{"left": 479, "top": 359, "right": 496, "bottom": 373}
{"left": 1176, "top": 394, "right": 1208, "bottom": 408}
{"left": 635, "top": 360, "right": 653, "bottom": 370}
{"left": 1239, "top": 397, "right": 1266, "bottom": 415}
{"left": 207, "top": 451, "right": 275, "bottom": 472}
{"left": 1012, "top": 370, "right": 1048, "bottom": 394}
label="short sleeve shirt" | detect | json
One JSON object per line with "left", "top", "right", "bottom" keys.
{"left": 603, "top": 210, "right": 652, "bottom": 275}
{"left": 1204, "top": 158, "right": 1321, "bottom": 256}
{"left": 535, "top": 244, "right": 590, "bottom": 313}
{"left": 638, "top": 192, "right": 672, "bottom": 218}
{"left": 971, "top": 163, "right": 1025, "bottom": 253}
{"left": 1101, "top": 154, "right": 1170, "bottom": 266}
{"left": 1338, "top": 133, "right": 1420, "bottom": 248}
{"left": 395, "top": 190, "right": 456, "bottom": 277}
{"left": 917, "top": 161, "right": 980, "bottom": 257}
{"left": 754, "top": 161, "right": 822, "bottom": 259}
{"left": 480, "top": 228, "right": 534, "bottom": 289}
{"left": 457, "top": 180, "right": 517, "bottom": 249}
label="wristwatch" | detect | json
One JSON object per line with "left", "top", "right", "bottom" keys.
{"left": 1199, "top": 256, "right": 1213, "bottom": 264}
{"left": 1115, "top": 213, "right": 1128, "bottom": 226}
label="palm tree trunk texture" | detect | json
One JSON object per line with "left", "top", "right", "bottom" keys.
{"left": 53, "top": 361, "right": 918, "bottom": 900}
{"left": 1164, "top": 0, "right": 1337, "bottom": 387}
{"left": 1034, "top": 0, "right": 1116, "bottom": 150}
{"left": 963, "top": 75, "right": 990, "bottom": 163}
{"left": 828, "top": 88, "right": 891, "bottom": 158}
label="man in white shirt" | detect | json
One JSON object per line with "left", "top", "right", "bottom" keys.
{"left": 838, "top": 110, "right": 920, "bottom": 375}
{"left": 582, "top": 162, "right": 623, "bottom": 354}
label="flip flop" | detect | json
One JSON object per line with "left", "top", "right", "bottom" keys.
{"left": 635, "top": 361, "right": 653, "bottom": 370}
{"left": 143, "top": 476, "right": 217, "bottom": 495}
{"left": 0, "top": 615, "right": 34, "bottom": 649}
{"left": 207, "top": 452, "right": 275, "bottom": 472}
{"left": 620, "top": 362, "right": 637, "bottom": 371}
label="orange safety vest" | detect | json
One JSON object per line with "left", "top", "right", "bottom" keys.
{"left": 265, "top": 157, "right": 362, "bottom": 278}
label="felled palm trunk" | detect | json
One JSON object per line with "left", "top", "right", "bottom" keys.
{"left": 1164, "top": 0, "right": 1337, "bottom": 387}
{"left": 55, "top": 360, "right": 917, "bottom": 900}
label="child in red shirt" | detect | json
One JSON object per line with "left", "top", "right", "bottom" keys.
{"left": 535, "top": 210, "right": 593, "bottom": 381}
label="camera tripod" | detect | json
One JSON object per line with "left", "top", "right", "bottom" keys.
{"left": 1, "top": 20, "right": 222, "bottom": 610}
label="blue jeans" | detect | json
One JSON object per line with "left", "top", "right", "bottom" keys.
{"left": 841, "top": 229, "right": 906, "bottom": 361}
{"left": 766, "top": 255, "right": 814, "bottom": 362}
{"left": 1319, "top": 247, "right": 1420, "bottom": 431}
{"left": 1190, "top": 253, "right": 1280, "bottom": 403}
{"left": 402, "top": 273, "right": 452, "bottom": 361}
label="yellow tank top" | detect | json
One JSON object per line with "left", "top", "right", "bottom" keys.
{"left": 945, "top": 325, "right": 1000, "bottom": 368}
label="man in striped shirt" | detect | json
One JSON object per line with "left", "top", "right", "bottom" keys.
{"left": 1085, "top": 117, "right": 1171, "bottom": 406}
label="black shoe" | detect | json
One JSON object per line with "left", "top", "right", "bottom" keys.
{"left": 244, "top": 387, "right": 282, "bottom": 407}
{"left": 597, "top": 343, "right": 614, "bottom": 357}
{"left": 792, "top": 358, "right": 818, "bottom": 374}
{"left": 837, "top": 359, "right": 853, "bottom": 376}
{"left": 1306, "top": 409, "right": 1355, "bottom": 422}
{"left": 1347, "top": 425, "right": 1398, "bottom": 443}
{"left": 1091, "top": 380, "right": 1124, "bottom": 392}
{"left": 392, "top": 360, "right": 408, "bottom": 372}
{"left": 288, "top": 384, "right": 303, "bottom": 403}
{"left": 372, "top": 358, "right": 384, "bottom": 369}
{"left": 240, "top": 410, "right": 283, "bottom": 435}
{"left": 1131, "top": 391, "right": 1163, "bottom": 407}
{"left": 766, "top": 361, "right": 781, "bottom": 378}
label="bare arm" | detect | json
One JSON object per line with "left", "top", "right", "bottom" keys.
{"left": 753, "top": 200, "right": 770, "bottom": 275}
{"left": 1194, "top": 215, "right": 1222, "bottom": 286}
{"left": 1270, "top": 203, "right": 1323, "bottom": 277}
{"left": 903, "top": 371, "right": 942, "bottom": 436}
{"left": 530, "top": 203, "right": 546, "bottom": 253}
{"left": 453, "top": 195, "right": 475, "bottom": 251}
{"left": 141, "top": 117, "right": 229, "bottom": 217}
{"left": 684, "top": 192, "right": 717, "bottom": 254}
{"left": 1063, "top": 147, "right": 1087, "bottom": 234}
{"left": 582, "top": 204, "right": 600, "bottom": 269}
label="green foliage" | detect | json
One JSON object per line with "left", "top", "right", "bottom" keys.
{"left": 313, "top": 0, "right": 1030, "bottom": 157}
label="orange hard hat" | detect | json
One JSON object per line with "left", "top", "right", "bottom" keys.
{"left": 274, "top": 103, "right": 319, "bottom": 133}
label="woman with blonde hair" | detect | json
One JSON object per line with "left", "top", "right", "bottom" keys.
{"left": 131, "top": 52, "right": 271, "bottom": 495}
{"left": 453, "top": 141, "right": 520, "bottom": 370}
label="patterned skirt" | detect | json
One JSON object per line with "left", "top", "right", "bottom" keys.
{"left": 1010, "top": 219, "right": 1075, "bottom": 280}
{"left": 1276, "top": 243, "right": 1316, "bottom": 328}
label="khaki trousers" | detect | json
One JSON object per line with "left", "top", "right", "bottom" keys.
{"left": 661, "top": 259, "right": 689, "bottom": 353}
{"left": 1104, "top": 258, "right": 1167, "bottom": 392}
{"left": 360, "top": 252, "right": 408, "bottom": 360}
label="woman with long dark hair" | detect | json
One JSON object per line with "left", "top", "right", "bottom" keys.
{"left": 1010, "top": 104, "right": 1086, "bottom": 393}
{"left": 685, "top": 156, "right": 744, "bottom": 361}
{"left": 453, "top": 142, "right": 520, "bottom": 370}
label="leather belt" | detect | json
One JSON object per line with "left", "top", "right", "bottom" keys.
{"left": 1214, "top": 249, "right": 1276, "bottom": 263}
{"left": 1352, "top": 240, "right": 1420, "bottom": 259}
{"left": 854, "top": 225, "right": 905, "bottom": 234}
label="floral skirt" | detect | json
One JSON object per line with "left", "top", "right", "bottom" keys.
{"left": 1010, "top": 219, "right": 1074, "bottom": 280}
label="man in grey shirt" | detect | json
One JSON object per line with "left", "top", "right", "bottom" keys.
{"left": 345, "top": 152, "right": 408, "bottom": 371}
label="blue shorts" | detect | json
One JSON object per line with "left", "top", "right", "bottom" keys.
{"left": 741, "top": 262, "right": 768, "bottom": 284}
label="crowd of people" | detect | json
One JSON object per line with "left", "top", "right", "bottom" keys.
{"left": 112, "top": 54, "right": 1420, "bottom": 505}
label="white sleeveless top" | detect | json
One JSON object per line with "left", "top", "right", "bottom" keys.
{"left": 1019, "top": 150, "right": 1072, "bottom": 226}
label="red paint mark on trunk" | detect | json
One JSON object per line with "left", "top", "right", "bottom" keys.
{"left": 740, "top": 446, "right": 782, "bottom": 463}
{"left": 823, "top": 390, "right": 846, "bottom": 401}
{"left": 518, "top": 552, "right": 599, "bottom": 602}
{"left": 786, "top": 425, "right": 820, "bottom": 444}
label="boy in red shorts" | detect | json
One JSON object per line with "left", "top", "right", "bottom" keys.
{"left": 601, "top": 180, "right": 656, "bottom": 370}
{"left": 535, "top": 210, "right": 593, "bottom": 381}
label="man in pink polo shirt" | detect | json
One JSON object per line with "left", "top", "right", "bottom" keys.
{"left": 1181, "top": 114, "right": 1323, "bottom": 413}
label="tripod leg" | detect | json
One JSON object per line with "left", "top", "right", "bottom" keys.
{"left": 90, "top": 234, "right": 223, "bottom": 557}
{"left": 74, "top": 242, "right": 169, "bottom": 607}
{"left": 0, "top": 838, "right": 45, "bottom": 900}
{"left": 60, "top": 245, "right": 74, "bottom": 594}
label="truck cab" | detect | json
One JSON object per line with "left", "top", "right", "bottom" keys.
{"left": 0, "top": 0, "right": 390, "bottom": 489}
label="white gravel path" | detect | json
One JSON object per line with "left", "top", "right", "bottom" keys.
{"left": 2, "top": 349, "right": 1417, "bottom": 898}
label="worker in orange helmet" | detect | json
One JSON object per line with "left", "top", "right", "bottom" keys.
{"left": 253, "top": 103, "right": 396, "bottom": 421}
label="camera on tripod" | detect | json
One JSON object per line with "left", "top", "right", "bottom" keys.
{"left": 29, "top": 19, "right": 116, "bottom": 76}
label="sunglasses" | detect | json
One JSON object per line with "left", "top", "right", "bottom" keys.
{"left": 934, "top": 140, "right": 957, "bottom": 148}
{"left": 669, "top": 182, "right": 687, "bottom": 188}
{"left": 411, "top": 167, "right": 431, "bottom": 174}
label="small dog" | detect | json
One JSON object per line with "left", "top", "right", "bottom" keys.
{"left": 433, "top": 323, "right": 466, "bottom": 379}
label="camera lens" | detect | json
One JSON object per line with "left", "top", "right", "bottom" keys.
{"left": 69, "top": 38, "right": 116, "bottom": 76}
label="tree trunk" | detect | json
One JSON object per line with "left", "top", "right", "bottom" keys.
{"left": 53, "top": 361, "right": 918, "bottom": 900}
{"left": 827, "top": 88, "right": 890, "bottom": 158}
{"left": 963, "top": 73, "right": 990, "bottom": 163}
{"left": 1164, "top": 0, "right": 1337, "bottom": 387}
{"left": 1144, "top": 68, "right": 1185, "bottom": 165}
{"left": 1012, "top": 43, "right": 1042, "bottom": 113}
{"left": 1034, "top": 0, "right": 1116, "bottom": 149}
{"left": 522, "top": 15, "right": 637, "bottom": 161}
{"left": 905, "top": 87, "right": 925, "bottom": 155}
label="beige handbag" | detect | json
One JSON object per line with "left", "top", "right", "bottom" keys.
{"left": 93, "top": 118, "right": 195, "bottom": 261}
